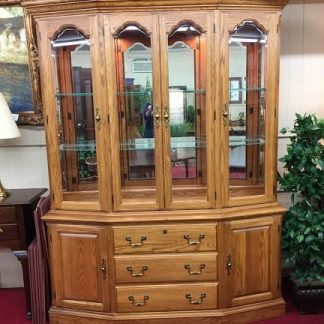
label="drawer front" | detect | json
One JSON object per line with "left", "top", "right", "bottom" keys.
{"left": 0, "top": 224, "right": 19, "bottom": 240}
{"left": 116, "top": 283, "right": 218, "bottom": 312}
{"left": 113, "top": 224, "right": 217, "bottom": 254}
{"left": 0, "top": 207, "right": 16, "bottom": 224}
{"left": 115, "top": 253, "right": 218, "bottom": 283}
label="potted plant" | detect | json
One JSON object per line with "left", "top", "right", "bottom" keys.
{"left": 279, "top": 113, "right": 324, "bottom": 313}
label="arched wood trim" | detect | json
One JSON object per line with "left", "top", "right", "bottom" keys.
{"left": 229, "top": 19, "right": 268, "bottom": 36}
{"left": 168, "top": 20, "right": 205, "bottom": 36}
{"left": 112, "top": 22, "right": 151, "bottom": 38}
{"left": 50, "top": 24, "right": 90, "bottom": 41}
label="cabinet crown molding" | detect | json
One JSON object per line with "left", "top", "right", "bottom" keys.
{"left": 22, "top": 0, "right": 289, "bottom": 11}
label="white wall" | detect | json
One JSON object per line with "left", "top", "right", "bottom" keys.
{"left": 0, "top": 0, "right": 323, "bottom": 190}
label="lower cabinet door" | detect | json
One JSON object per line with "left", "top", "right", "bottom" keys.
{"left": 221, "top": 216, "right": 282, "bottom": 308}
{"left": 49, "top": 224, "right": 109, "bottom": 311}
{"left": 116, "top": 283, "right": 218, "bottom": 312}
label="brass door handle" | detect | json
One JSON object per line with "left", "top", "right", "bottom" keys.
{"left": 154, "top": 105, "right": 161, "bottom": 128}
{"left": 183, "top": 233, "right": 205, "bottom": 245}
{"left": 185, "top": 293, "right": 206, "bottom": 304}
{"left": 163, "top": 106, "right": 169, "bottom": 128}
{"left": 127, "top": 266, "right": 148, "bottom": 277}
{"left": 129, "top": 295, "right": 149, "bottom": 307}
{"left": 184, "top": 264, "right": 206, "bottom": 275}
{"left": 226, "top": 254, "right": 232, "bottom": 275}
{"left": 223, "top": 103, "right": 229, "bottom": 126}
{"left": 125, "top": 235, "right": 147, "bottom": 247}
{"left": 101, "top": 258, "right": 107, "bottom": 279}
{"left": 95, "top": 107, "right": 101, "bottom": 130}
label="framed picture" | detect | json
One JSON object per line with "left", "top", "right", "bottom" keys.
{"left": 0, "top": 1, "right": 43, "bottom": 125}
{"left": 229, "top": 77, "right": 242, "bottom": 104}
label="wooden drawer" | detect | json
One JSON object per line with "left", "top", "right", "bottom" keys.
{"left": 113, "top": 224, "right": 217, "bottom": 254}
{"left": 115, "top": 253, "right": 218, "bottom": 283}
{"left": 0, "top": 224, "right": 19, "bottom": 241}
{"left": 116, "top": 283, "right": 218, "bottom": 312}
{"left": 0, "top": 207, "right": 16, "bottom": 224}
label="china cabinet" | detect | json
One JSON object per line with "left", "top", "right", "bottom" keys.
{"left": 22, "top": 0, "right": 289, "bottom": 322}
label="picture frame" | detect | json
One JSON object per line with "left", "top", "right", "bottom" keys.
{"left": 229, "top": 77, "right": 242, "bottom": 104}
{"left": 0, "top": 0, "right": 43, "bottom": 125}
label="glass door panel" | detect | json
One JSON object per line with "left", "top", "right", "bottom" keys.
{"left": 227, "top": 21, "right": 267, "bottom": 198}
{"left": 161, "top": 13, "right": 213, "bottom": 209}
{"left": 51, "top": 28, "right": 98, "bottom": 201}
{"left": 112, "top": 20, "right": 161, "bottom": 209}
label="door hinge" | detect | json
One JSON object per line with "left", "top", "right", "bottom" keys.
{"left": 274, "top": 107, "right": 277, "bottom": 118}
{"left": 49, "top": 233, "right": 52, "bottom": 242}
{"left": 215, "top": 192, "right": 217, "bottom": 200}
{"left": 213, "top": 23, "right": 216, "bottom": 33}
{"left": 112, "top": 194, "right": 114, "bottom": 206}
{"left": 120, "top": 111, "right": 125, "bottom": 119}
{"left": 198, "top": 170, "right": 202, "bottom": 177}
{"left": 52, "top": 192, "right": 55, "bottom": 202}
{"left": 46, "top": 115, "right": 49, "bottom": 124}
{"left": 107, "top": 114, "right": 110, "bottom": 124}
{"left": 214, "top": 111, "right": 216, "bottom": 120}
{"left": 102, "top": 26, "right": 105, "bottom": 37}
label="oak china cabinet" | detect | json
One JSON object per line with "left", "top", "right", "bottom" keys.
{"left": 22, "top": 0, "right": 289, "bottom": 323}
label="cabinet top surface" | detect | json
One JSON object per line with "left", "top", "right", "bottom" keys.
{"left": 22, "top": 0, "right": 289, "bottom": 10}
{"left": 0, "top": 188, "right": 47, "bottom": 206}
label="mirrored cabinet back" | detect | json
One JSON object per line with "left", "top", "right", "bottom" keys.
{"left": 22, "top": 0, "right": 289, "bottom": 323}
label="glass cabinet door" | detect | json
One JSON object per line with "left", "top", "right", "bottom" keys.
{"left": 159, "top": 12, "right": 215, "bottom": 210}
{"left": 219, "top": 12, "right": 279, "bottom": 206}
{"left": 106, "top": 14, "right": 164, "bottom": 210}
{"left": 37, "top": 15, "right": 109, "bottom": 210}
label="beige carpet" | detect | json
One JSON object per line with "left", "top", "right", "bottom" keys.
{"left": 0, "top": 248, "right": 23, "bottom": 288}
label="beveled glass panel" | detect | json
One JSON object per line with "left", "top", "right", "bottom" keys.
{"left": 52, "top": 29, "right": 98, "bottom": 196}
{"left": 168, "top": 25, "right": 208, "bottom": 201}
{"left": 228, "top": 21, "right": 267, "bottom": 197}
{"left": 114, "top": 25, "right": 157, "bottom": 203}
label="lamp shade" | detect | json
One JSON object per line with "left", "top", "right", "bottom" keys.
{"left": 0, "top": 93, "right": 21, "bottom": 139}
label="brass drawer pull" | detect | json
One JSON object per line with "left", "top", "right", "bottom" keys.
{"left": 128, "top": 295, "right": 149, "bottom": 307}
{"left": 101, "top": 258, "right": 107, "bottom": 279}
{"left": 183, "top": 233, "right": 205, "bottom": 245}
{"left": 184, "top": 263, "right": 206, "bottom": 275}
{"left": 223, "top": 103, "right": 229, "bottom": 126}
{"left": 226, "top": 254, "right": 232, "bottom": 275}
{"left": 0, "top": 227, "right": 3, "bottom": 233}
{"left": 126, "top": 235, "right": 147, "bottom": 247}
{"left": 127, "top": 266, "right": 148, "bottom": 277}
{"left": 185, "top": 293, "right": 206, "bottom": 304}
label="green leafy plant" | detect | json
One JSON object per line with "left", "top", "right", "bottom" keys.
{"left": 279, "top": 113, "right": 324, "bottom": 285}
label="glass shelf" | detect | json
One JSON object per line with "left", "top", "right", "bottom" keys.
{"left": 229, "top": 136, "right": 265, "bottom": 147}
{"left": 229, "top": 87, "right": 266, "bottom": 92}
{"left": 59, "top": 142, "right": 96, "bottom": 151}
{"left": 55, "top": 92, "right": 93, "bottom": 97}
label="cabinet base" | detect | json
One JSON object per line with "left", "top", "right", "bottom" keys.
{"left": 50, "top": 298, "right": 285, "bottom": 323}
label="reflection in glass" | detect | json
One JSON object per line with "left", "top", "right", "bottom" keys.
{"left": 52, "top": 28, "right": 98, "bottom": 193}
{"left": 168, "top": 24, "right": 208, "bottom": 200}
{"left": 114, "top": 24, "right": 157, "bottom": 204}
{"left": 228, "top": 21, "right": 267, "bottom": 196}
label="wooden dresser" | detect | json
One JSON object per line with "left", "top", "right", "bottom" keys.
{"left": 0, "top": 188, "right": 47, "bottom": 318}
{"left": 22, "top": 0, "right": 289, "bottom": 322}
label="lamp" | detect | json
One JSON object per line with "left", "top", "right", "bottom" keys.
{"left": 0, "top": 92, "right": 21, "bottom": 198}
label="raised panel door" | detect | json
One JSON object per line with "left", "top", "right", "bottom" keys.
{"left": 220, "top": 216, "right": 281, "bottom": 308}
{"left": 49, "top": 224, "right": 109, "bottom": 311}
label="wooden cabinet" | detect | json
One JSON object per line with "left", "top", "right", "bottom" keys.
{"left": 49, "top": 224, "right": 109, "bottom": 311}
{"left": 23, "top": 0, "right": 289, "bottom": 323}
